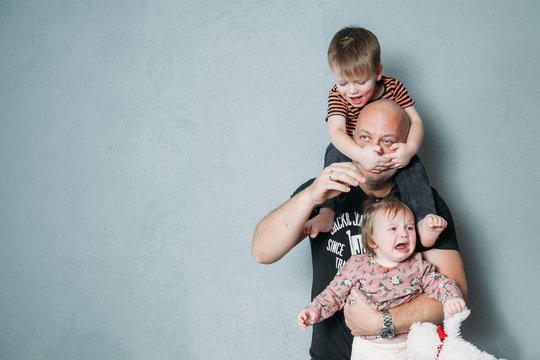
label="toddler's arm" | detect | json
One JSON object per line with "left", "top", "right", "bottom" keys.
{"left": 418, "top": 255, "right": 466, "bottom": 318}
{"left": 328, "top": 115, "right": 392, "bottom": 172}
{"left": 385, "top": 106, "right": 424, "bottom": 168}
{"left": 297, "top": 308, "right": 318, "bottom": 330}
{"left": 304, "top": 258, "right": 359, "bottom": 323}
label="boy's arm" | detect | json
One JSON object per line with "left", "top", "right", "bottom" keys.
{"left": 404, "top": 105, "right": 424, "bottom": 153}
{"left": 386, "top": 106, "right": 424, "bottom": 168}
{"left": 328, "top": 115, "right": 392, "bottom": 173}
{"left": 344, "top": 248, "right": 467, "bottom": 336}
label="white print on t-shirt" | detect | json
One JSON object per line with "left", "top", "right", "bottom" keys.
{"left": 330, "top": 212, "right": 362, "bottom": 235}
{"left": 326, "top": 239, "right": 345, "bottom": 256}
{"left": 327, "top": 211, "right": 366, "bottom": 270}
{"left": 346, "top": 229, "right": 363, "bottom": 256}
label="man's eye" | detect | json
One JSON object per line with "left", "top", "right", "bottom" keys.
{"left": 361, "top": 135, "right": 369, "bottom": 141}
{"left": 382, "top": 140, "right": 392, "bottom": 145}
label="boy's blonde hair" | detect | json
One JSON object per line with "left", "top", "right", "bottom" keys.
{"left": 361, "top": 197, "right": 414, "bottom": 256}
{"left": 327, "top": 26, "right": 380, "bottom": 79}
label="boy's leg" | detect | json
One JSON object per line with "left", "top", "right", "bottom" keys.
{"left": 395, "top": 155, "right": 436, "bottom": 223}
{"left": 396, "top": 156, "right": 448, "bottom": 248}
{"left": 324, "top": 142, "right": 352, "bottom": 166}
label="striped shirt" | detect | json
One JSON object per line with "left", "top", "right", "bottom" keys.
{"left": 327, "top": 76, "right": 415, "bottom": 136}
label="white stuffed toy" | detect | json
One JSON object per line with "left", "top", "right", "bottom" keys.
{"left": 406, "top": 308, "right": 504, "bottom": 360}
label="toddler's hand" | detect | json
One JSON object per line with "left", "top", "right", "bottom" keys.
{"left": 303, "top": 207, "right": 335, "bottom": 238}
{"left": 298, "top": 309, "right": 317, "bottom": 331}
{"left": 352, "top": 146, "right": 392, "bottom": 173}
{"left": 443, "top": 298, "right": 466, "bottom": 319}
{"left": 384, "top": 143, "right": 415, "bottom": 169}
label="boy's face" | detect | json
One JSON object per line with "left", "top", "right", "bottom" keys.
{"left": 371, "top": 209, "right": 416, "bottom": 266}
{"left": 334, "top": 64, "right": 383, "bottom": 108}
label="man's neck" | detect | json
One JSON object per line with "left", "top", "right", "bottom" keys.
{"left": 358, "top": 180, "right": 395, "bottom": 198}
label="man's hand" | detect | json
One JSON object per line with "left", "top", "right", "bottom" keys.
{"left": 251, "top": 162, "right": 364, "bottom": 265}
{"left": 384, "top": 142, "right": 416, "bottom": 169}
{"left": 343, "top": 288, "right": 381, "bottom": 336}
{"left": 351, "top": 146, "right": 393, "bottom": 173}
{"left": 305, "top": 162, "right": 365, "bottom": 206}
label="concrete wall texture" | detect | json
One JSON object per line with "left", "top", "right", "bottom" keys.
{"left": 1, "top": 1, "right": 538, "bottom": 359}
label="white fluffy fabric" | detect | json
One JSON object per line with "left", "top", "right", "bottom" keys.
{"left": 406, "top": 308, "right": 504, "bottom": 360}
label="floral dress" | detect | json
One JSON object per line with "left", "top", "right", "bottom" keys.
{"left": 305, "top": 252, "right": 462, "bottom": 338}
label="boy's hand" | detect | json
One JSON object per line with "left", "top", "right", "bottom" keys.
{"left": 298, "top": 309, "right": 317, "bottom": 330}
{"left": 352, "top": 146, "right": 393, "bottom": 173}
{"left": 443, "top": 298, "right": 466, "bottom": 319}
{"left": 384, "top": 143, "right": 416, "bottom": 169}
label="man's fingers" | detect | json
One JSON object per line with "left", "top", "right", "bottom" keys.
{"left": 325, "top": 164, "right": 364, "bottom": 186}
{"left": 350, "top": 287, "right": 361, "bottom": 299}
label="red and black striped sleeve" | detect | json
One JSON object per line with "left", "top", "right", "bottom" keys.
{"left": 327, "top": 85, "right": 348, "bottom": 120}
{"left": 382, "top": 77, "right": 415, "bottom": 108}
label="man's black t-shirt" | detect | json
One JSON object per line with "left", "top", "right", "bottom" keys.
{"left": 292, "top": 180, "right": 459, "bottom": 360}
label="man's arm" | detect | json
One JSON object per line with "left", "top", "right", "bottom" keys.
{"left": 251, "top": 162, "right": 364, "bottom": 264}
{"left": 251, "top": 189, "right": 315, "bottom": 264}
{"left": 344, "top": 248, "right": 467, "bottom": 335}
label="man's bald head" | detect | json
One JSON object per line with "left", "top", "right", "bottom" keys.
{"left": 353, "top": 99, "right": 410, "bottom": 141}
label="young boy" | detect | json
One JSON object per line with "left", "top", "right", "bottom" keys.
{"left": 304, "top": 27, "right": 446, "bottom": 248}
{"left": 298, "top": 197, "right": 465, "bottom": 360}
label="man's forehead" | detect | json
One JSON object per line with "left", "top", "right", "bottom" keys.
{"left": 355, "top": 126, "right": 401, "bottom": 138}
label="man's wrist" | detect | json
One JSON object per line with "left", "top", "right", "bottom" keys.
{"left": 379, "top": 310, "right": 396, "bottom": 339}
{"left": 298, "top": 186, "right": 322, "bottom": 208}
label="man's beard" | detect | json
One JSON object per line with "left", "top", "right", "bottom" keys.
{"left": 355, "top": 163, "right": 397, "bottom": 191}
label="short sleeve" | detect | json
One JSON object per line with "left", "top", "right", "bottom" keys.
{"left": 392, "top": 80, "right": 415, "bottom": 108}
{"left": 327, "top": 86, "right": 349, "bottom": 120}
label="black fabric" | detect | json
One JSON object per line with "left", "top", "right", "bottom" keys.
{"left": 395, "top": 155, "right": 437, "bottom": 222}
{"left": 291, "top": 182, "right": 458, "bottom": 360}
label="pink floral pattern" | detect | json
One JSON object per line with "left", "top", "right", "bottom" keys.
{"left": 307, "top": 253, "right": 462, "bottom": 322}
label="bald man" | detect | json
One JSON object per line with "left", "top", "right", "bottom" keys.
{"left": 252, "top": 99, "right": 467, "bottom": 360}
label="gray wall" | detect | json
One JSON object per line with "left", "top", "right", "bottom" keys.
{"left": 1, "top": 1, "right": 538, "bottom": 359}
